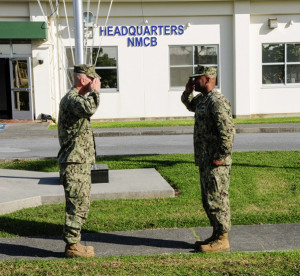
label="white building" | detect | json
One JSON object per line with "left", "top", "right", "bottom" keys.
{"left": 0, "top": 0, "right": 299, "bottom": 121}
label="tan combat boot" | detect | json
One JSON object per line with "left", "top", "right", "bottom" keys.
{"left": 198, "top": 233, "right": 230, "bottom": 253}
{"left": 65, "top": 243, "right": 95, "bottom": 258}
{"left": 194, "top": 230, "right": 217, "bottom": 249}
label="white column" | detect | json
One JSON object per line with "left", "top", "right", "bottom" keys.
{"left": 233, "top": 0, "right": 251, "bottom": 117}
{"left": 29, "top": 2, "right": 52, "bottom": 120}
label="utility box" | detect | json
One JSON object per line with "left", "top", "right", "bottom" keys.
{"left": 91, "top": 164, "right": 109, "bottom": 183}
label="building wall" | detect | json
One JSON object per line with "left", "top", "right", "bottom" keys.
{"left": 250, "top": 13, "right": 300, "bottom": 115}
{"left": 29, "top": 2, "right": 53, "bottom": 119}
{"left": 56, "top": 0, "right": 300, "bottom": 120}
{"left": 1, "top": 0, "right": 300, "bottom": 120}
{"left": 58, "top": 1, "right": 234, "bottom": 120}
{"left": 90, "top": 15, "right": 233, "bottom": 120}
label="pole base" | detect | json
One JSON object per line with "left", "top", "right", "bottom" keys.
{"left": 91, "top": 164, "right": 109, "bottom": 183}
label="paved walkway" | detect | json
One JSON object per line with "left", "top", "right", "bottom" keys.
{"left": 0, "top": 223, "right": 299, "bottom": 260}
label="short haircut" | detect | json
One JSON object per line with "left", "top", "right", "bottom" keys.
{"left": 73, "top": 72, "right": 86, "bottom": 85}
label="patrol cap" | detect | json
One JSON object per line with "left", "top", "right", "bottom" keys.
{"left": 190, "top": 65, "right": 217, "bottom": 78}
{"left": 74, "top": 64, "right": 101, "bottom": 79}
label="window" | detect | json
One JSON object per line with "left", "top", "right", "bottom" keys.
{"left": 169, "top": 45, "right": 219, "bottom": 89}
{"left": 262, "top": 43, "right": 300, "bottom": 85}
{"left": 66, "top": 46, "right": 118, "bottom": 91}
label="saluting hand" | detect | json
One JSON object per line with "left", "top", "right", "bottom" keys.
{"left": 90, "top": 78, "right": 101, "bottom": 92}
{"left": 185, "top": 78, "right": 194, "bottom": 94}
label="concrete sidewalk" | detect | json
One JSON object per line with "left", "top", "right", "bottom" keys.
{"left": 0, "top": 168, "right": 174, "bottom": 215}
{"left": 0, "top": 223, "right": 299, "bottom": 260}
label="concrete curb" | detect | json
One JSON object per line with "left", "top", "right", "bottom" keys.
{"left": 93, "top": 126, "right": 194, "bottom": 137}
{"left": 235, "top": 124, "right": 300, "bottom": 134}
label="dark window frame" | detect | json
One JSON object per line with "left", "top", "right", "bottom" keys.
{"left": 169, "top": 44, "right": 219, "bottom": 90}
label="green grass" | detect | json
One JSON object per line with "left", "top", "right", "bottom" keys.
{"left": 0, "top": 151, "right": 299, "bottom": 238}
{"left": 0, "top": 152, "right": 299, "bottom": 274}
{"left": 234, "top": 116, "right": 300, "bottom": 124}
{"left": 48, "top": 119, "right": 194, "bottom": 129}
{"left": 48, "top": 116, "right": 300, "bottom": 129}
{"left": 0, "top": 251, "right": 299, "bottom": 275}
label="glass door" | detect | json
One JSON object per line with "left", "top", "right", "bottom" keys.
{"left": 0, "top": 58, "right": 12, "bottom": 119}
{"left": 9, "top": 58, "right": 34, "bottom": 120}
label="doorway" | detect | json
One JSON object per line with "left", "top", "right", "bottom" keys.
{"left": 0, "top": 58, "right": 12, "bottom": 119}
{"left": 10, "top": 58, "right": 34, "bottom": 120}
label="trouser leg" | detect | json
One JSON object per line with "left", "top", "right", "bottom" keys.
{"left": 199, "top": 165, "right": 231, "bottom": 234}
{"left": 60, "top": 163, "right": 92, "bottom": 244}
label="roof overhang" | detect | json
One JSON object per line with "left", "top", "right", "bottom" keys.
{"left": 0, "top": 21, "right": 47, "bottom": 40}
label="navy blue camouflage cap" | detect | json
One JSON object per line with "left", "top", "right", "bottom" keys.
{"left": 74, "top": 64, "right": 101, "bottom": 79}
{"left": 190, "top": 65, "right": 217, "bottom": 78}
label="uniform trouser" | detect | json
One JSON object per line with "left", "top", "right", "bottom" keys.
{"left": 199, "top": 164, "right": 231, "bottom": 235}
{"left": 59, "top": 163, "right": 92, "bottom": 244}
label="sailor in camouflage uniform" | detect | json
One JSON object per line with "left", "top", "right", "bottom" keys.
{"left": 181, "top": 65, "right": 235, "bottom": 252}
{"left": 57, "top": 64, "right": 101, "bottom": 258}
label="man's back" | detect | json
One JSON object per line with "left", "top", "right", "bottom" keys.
{"left": 57, "top": 88, "right": 99, "bottom": 164}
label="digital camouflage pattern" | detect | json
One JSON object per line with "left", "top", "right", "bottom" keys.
{"left": 199, "top": 165, "right": 231, "bottom": 234}
{"left": 181, "top": 88, "right": 235, "bottom": 234}
{"left": 57, "top": 87, "right": 100, "bottom": 164}
{"left": 60, "top": 163, "right": 91, "bottom": 244}
{"left": 181, "top": 88, "right": 235, "bottom": 167}
{"left": 74, "top": 64, "right": 101, "bottom": 79}
{"left": 58, "top": 86, "right": 100, "bottom": 244}
{"left": 190, "top": 65, "right": 217, "bottom": 78}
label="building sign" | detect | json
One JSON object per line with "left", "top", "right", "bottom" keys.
{"left": 99, "top": 25, "right": 185, "bottom": 47}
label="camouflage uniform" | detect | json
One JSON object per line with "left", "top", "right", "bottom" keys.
{"left": 58, "top": 65, "right": 100, "bottom": 245}
{"left": 181, "top": 87, "right": 235, "bottom": 235}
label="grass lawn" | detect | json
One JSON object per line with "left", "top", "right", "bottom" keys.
{"left": 48, "top": 116, "right": 300, "bottom": 129}
{"left": 1, "top": 251, "right": 299, "bottom": 275}
{"left": 0, "top": 151, "right": 299, "bottom": 238}
{"left": 0, "top": 151, "right": 299, "bottom": 275}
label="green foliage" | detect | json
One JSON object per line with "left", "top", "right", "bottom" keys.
{"left": 0, "top": 152, "right": 299, "bottom": 238}
{"left": 262, "top": 44, "right": 284, "bottom": 63}
{"left": 287, "top": 43, "right": 300, "bottom": 62}
{"left": 93, "top": 48, "right": 118, "bottom": 88}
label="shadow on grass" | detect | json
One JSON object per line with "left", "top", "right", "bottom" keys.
{"left": 233, "top": 162, "right": 299, "bottom": 170}
{"left": 0, "top": 155, "right": 195, "bottom": 172}
{"left": 97, "top": 155, "right": 195, "bottom": 168}
{"left": 0, "top": 217, "right": 63, "bottom": 237}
